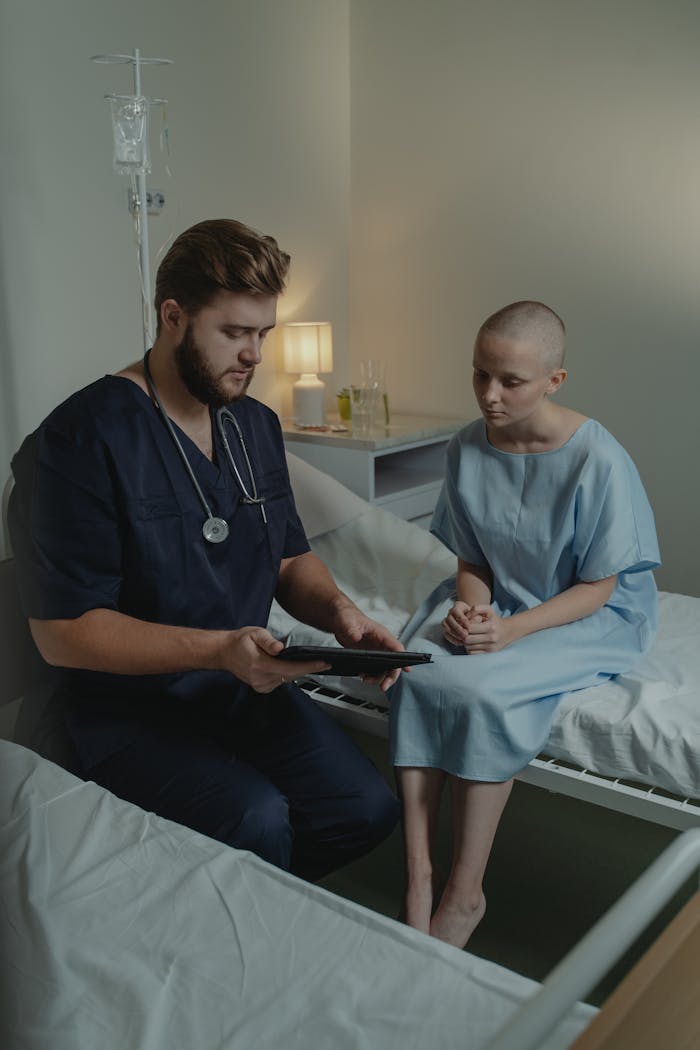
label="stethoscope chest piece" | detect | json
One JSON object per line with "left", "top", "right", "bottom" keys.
{"left": 203, "top": 516, "right": 230, "bottom": 544}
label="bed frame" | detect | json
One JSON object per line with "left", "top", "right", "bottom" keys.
{"left": 486, "top": 827, "right": 700, "bottom": 1050}
{"left": 299, "top": 678, "right": 700, "bottom": 832}
{"left": 571, "top": 893, "right": 700, "bottom": 1048}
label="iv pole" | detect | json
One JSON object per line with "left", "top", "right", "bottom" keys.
{"left": 92, "top": 49, "right": 172, "bottom": 350}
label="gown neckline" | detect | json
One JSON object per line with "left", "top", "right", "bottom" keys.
{"left": 481, "top": 417, "right": 593, "bottom": 457}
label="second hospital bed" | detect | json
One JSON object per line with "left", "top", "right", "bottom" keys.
{"left": 3, "top": 734, "right": 700, "bottom": 1050}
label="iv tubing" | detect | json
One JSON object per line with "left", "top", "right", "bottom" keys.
{"left": 133, "top": 49, "right": 152, "bottom": 349}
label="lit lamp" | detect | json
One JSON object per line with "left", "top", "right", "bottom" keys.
{"left": 282, "top": 321, "right": 333, "bottom": 425}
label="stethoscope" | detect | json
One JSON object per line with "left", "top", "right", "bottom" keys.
{"left": 143, "top": 350, "right": 267, "bottom": 544}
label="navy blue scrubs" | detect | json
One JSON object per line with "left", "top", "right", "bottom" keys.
{"left": 10, "top": 377, "right": 398, "bottom": 879}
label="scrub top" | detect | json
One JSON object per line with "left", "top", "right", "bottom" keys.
{"left": 9, "top": 376, "right": 310, "bottom": 767}
{"left": 389, "top": 418, "right": 661, "bottom": 781}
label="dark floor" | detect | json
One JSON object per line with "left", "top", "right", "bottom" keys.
{"left": 320, "top": 728, "right": 694, "bottom": 1007}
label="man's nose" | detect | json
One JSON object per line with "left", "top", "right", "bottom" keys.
{"left": 239, "top": 333, "right": 263, "bottom": 365}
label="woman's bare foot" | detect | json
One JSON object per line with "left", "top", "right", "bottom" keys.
{"left": 429, "top": 889, "right": 486, "bottom": 948}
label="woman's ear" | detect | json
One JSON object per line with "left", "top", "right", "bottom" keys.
{"left": 546, "top": 368, "right": 567, "bottom": 395}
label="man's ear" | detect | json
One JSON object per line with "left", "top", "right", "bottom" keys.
{"left": 160, "top": 298, "right": 184, "bottom": 334}
{"left": 547, "top": 368, "right": 567, "bottom": 395}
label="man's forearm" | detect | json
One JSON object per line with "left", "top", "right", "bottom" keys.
{"left": 30, "top": 608, "right": 230, "bottom": 675}
{"left": 275, "top": 551, "right": 355, "bottom": 635}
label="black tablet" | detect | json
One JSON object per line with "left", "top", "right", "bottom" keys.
{"left": 277, "top": 645, "right": 433, "bottom": 677}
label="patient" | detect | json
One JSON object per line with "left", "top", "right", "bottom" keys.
{"left": 390, "top": 301, "right": 660, "bottom": 947}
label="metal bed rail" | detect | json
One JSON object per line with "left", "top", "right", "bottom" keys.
{"left": 299, "top": 678, "right": 700, "bottom": 831}
{"left": 484, "top": 828, "right": 700, "bottom": 1050}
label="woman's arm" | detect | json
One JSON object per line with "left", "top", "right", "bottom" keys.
{"left": 464, "top": 574, "right": 618, "bottom": 653}
{"left": 456, "top": 558, "right": 493, "bottom": 607}
{"left": 443, "top": 559, "right": 493, "bottom": 647}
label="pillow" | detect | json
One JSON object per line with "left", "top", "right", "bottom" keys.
{"left": 286, "top": 451, "right": 369, "bottom": 539}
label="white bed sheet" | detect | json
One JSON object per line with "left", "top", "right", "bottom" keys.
{"left": 0, "top": 740, "right": 595, "bottom": 1050}
{"left": 274, "top": 455, "right": 700, "bottom": 800}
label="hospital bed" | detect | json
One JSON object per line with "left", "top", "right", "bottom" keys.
{"left": 2, "top": 674, "right": 700, "bottom": 1049}
{"left": 271, "top": 453, "right": 700, "bottom": 834}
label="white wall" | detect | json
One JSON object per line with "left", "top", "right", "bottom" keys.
{"left": 349, "top": 0, "right": 700, "bottom": 595}
{"left": 1, "top": 0, "right": 697, "bottom": 596}
{"left": 0, "top": 0, "right": 350, "bottom": 545}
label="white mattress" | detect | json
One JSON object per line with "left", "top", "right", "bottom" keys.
{"left": 274, "top": 454, "right": 700, "bottom": 800}
{"left": 0, "top": 740, "right": 595, "bottom": 1050}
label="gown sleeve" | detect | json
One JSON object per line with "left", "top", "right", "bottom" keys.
{"left": 573, "top": 437, "right": 660, "bottom": 581}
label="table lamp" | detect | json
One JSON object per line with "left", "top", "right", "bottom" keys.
{"left": 282, "top": 321, "right": 333, "bottom": 425}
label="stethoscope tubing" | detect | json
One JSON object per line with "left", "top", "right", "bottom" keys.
{"left": 215, "top": 407, "right": 267, "bottom": 523}
{"left": 142, "top": 350, "right": 266, "bottom": 542}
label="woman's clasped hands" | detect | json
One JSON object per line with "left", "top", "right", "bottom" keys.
{"left": 442, "top": 600, "right": 518, "bottom": 653}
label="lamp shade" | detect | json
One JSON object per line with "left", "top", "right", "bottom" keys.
{"left": 282, "top": 322, "right": 333, "bottom": 375}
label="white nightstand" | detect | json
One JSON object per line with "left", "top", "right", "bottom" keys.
{"left": 282, "top": 413, "right": 465, "bottom": 523}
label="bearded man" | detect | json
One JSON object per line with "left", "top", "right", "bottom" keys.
{"left": 9, "top": 218, "right": 401, "bottom": 881}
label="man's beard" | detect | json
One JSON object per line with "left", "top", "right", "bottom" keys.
{"left": 174, "top": 324, "right": 253, "bottom": 408}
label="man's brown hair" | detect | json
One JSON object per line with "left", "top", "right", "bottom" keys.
{"left": 154, "top": 218, "right": 291, "bottom": 331}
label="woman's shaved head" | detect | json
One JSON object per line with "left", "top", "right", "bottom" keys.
{"left": 478, "top": 301, "right": 566, "bottom": 372}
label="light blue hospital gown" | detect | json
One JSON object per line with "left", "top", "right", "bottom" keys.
{"left": 390, "top": 419, "right": 660, "bottom": 781}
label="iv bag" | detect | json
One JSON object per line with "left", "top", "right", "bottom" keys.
{"left": 110, "top": 95, "right": 151, "bottom": 175}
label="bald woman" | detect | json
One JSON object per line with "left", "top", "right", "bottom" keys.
{"left": 390, "top": 301, "right": 660, "bottom": 948}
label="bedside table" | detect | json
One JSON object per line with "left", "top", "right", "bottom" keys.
{"left": 282, "top": 413, "right": 465, "bottom": 523}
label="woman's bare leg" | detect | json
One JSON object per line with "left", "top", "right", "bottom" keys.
{"left": 395, "top": 766, "right": 446, "bottom": 933}
{"left": 429, "top": 776, "right": 513, "bottom": 949}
